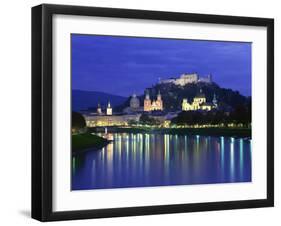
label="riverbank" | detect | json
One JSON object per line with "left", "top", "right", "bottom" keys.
{"left": 88, "top": 126, "right": 251, "bottom": 138}
{"left": 72, "top": 133, "right": 110, "bottom": 152}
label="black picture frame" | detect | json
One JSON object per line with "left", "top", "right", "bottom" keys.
{"left": 32, "top": 4, "right": 274, "bottom": 222}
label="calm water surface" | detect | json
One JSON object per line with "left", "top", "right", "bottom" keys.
{"left": 72, "top": 133, "right": 251, "bottom": 190}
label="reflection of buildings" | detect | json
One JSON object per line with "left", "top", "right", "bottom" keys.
{"left": 159, "top": 73, "right": 212, "bottom": 86}
{"left": 144, "top": 90, "right": 163, "bottom": 112}
{"left": 182, "top": 90, "right": 217, "bottom": 111}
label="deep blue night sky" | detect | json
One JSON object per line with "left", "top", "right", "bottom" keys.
{"left": 72, "top": 34, "right": 251, "bottom": 97}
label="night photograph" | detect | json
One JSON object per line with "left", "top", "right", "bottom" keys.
{"left": 71, "top": 34, "right": 252, "bottom": 191}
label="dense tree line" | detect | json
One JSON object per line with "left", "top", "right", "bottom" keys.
{"left": 171, "top": 103, "right": 251, "bottom": 127}
{"left": 72, "top": 111, "right": 86, "bottom": 134}
{"left": 138, "top": 114, "right": 161, "bottom": 126}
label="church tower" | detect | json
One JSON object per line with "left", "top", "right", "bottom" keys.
{"left": 182, "top": 98, "right": 191, "bottom": 111}
{"left": 212, "top": 93, "right": 218, "bottom": 108}
{"left": 144, "top": 90, "right": 151, "bottom": 112}
{"left": 156, "top": 90, "right": 163, "bottom": 110}
{"left": 106, "top": 101, "right": 112, "bottom": 115}
{"left": 97, "top": 103, "right": 102, "bottom": 115}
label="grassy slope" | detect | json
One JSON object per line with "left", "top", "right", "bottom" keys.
{"left": 72, "top": 133, "right": 109, "bottom": 151}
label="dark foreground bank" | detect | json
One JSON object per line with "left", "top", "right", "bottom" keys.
{"left": 72, "top": 133, "right": 110, "bottom": 152}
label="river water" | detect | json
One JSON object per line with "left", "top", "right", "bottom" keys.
{"left": 72, "top": 133, "right": 251, "bottom": 190}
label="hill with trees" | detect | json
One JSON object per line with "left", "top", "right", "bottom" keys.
{"left": 116, "top": 82, "right": 251, "bottom": 112}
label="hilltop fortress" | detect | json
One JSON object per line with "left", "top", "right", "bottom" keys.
{"left": 159, "top": 73, "right": 212, "bottom": 86}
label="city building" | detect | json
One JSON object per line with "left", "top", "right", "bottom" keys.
{"left": 97, "top": 103, "right": 102, "bottom": 115}
{"left": 123, "top": 94, "right": 143, "bottom": 113}
{"left": 106, "top": 101, "right": 112, "bottom": 115}
{"left": 87, "top": 87, "right": 218, "bottom": 128}
{"left": 130, "top": 93, "right": 140, "bottom": 109}
{"left": 144, "top": 90, "right": 163, "bottom": 112}
{"left": 159, "top": 73, "right": 212, "bottom": 86}
{"left": 85, "top": 114, "right": 141, "bottom": 127}
{"left": 182, "top": 90, "right": 217, "bottom": 111}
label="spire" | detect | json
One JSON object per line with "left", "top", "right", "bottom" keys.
{"left": 106, "top": 101, "right": 112, "bottom": 115}
{"left": 213, "top": 93, "right": 218, "bottom": 107}
{"left": 97, "top": 102, "right": 102, "bottom": 114}
{"left": 157, "top": 90, "right": 162, "bottom": 101}
{"left": 145, "top": 90, "right": 150, "bottom": 100}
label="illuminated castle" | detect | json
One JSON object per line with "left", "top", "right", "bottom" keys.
{"left": 144, "top": 90, "right": 163, "bottom": 112}
{"left": 182, "top": 90, "right": 217, "bottom": 111}
{"left": 159, "top": 73, "right": 212, "bottom": 86}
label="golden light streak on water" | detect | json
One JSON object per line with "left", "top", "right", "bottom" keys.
{"left": 230, "top": 137, "right": 235, "bottom": 181}
{"left": 164, "top": 134, "right": 170, "bottom": 183}
{"left": 220, "top": 136, "right": 225, "bottom": 179}
{"left": 239, "top": 139, "right": 244, "bottom": 180}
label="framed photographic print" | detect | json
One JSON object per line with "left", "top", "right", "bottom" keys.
{"left": 32, "top": 4, "right": 274, "bottom": 221}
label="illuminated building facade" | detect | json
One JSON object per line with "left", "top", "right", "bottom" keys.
{"left": 106, "top": 101, "right": 112, "bottom": 115}
{"left": 85, "top": 114, "right": 141, "bottom": 127}
{"left": 182, "top": 90, "right": 217, "bottom": 111}
{"left": 144, "top": 90, "right": 163, "bottom": 112}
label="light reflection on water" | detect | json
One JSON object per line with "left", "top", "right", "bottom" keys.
{"left": 72, "top": 133, "right": 252, "bottom": 190}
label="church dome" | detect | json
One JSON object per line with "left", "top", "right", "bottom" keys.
{"left": 130, "top": 94, "right": 140, "bottom": 109}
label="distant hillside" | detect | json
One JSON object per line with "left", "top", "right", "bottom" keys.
{"left": 72, "top": 90, "right": 127, "bottom": 111}
{"left": 116, "top": 82, "right": 251, "bottom": 111}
